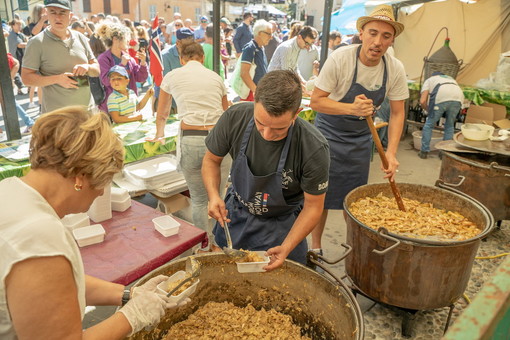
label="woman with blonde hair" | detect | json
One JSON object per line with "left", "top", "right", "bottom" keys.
{"left": 0, "top": 106, "right": 184, "bottom": 339}
{"left": 96, "top": 22, "right": 148, "bottom": 113}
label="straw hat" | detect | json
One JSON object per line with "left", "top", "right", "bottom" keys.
{"left": 356, "top": 5, "right": 404, "bottom": 37}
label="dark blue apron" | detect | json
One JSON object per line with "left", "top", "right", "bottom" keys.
{"left": 428, "top": 81, "right": 456, "bottom": 115}
{"left": 315, "top": 45, "right": 388, "bottom": 209}
{"left": 212, "top": 118, "right": 307, "bottom": 264}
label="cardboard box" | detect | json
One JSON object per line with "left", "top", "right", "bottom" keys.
{"left": 156, "top": 193, "right": 190, "bottom": 214}
{"left": 465, "top": 103, "right": 507, "bottom": 126}
{"left": 494, "top": 119, "right": 510, "bottom": 129}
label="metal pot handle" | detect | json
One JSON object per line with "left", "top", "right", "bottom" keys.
{"left": 489, "top": 162, "right": 510, "bottom": 176}
{"left": 436, "top": 179, "right": 495, "bottom": 237}
{"left": 306, "top": 243, "right": 352, "bottom": 286}
{"left": 372, "top": 227, "right": 401, "bottom": 255}
{"left": 438, "top": 175, "right": 465, "bottom": 187}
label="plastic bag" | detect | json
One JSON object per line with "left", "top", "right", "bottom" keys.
{"left": 475, "top": 51, "right": 510, "bottom": 91}
{"left": 229, "top": 58, "right": 256, "bottom": 99}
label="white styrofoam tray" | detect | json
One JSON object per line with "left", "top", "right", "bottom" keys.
{"left": 72, "top": 224, "right": 105, "bottom": 247}
{"left": 124, "top": 154, "right": 178, "bottom": 179}
{"left": 153, "top": 215, "right": 180, "bottom": 237}
{"left": 156, "top": 270, "right": 199, "bottom": 304}
{"left": 236, "top": 251, "right": 270, "bottom": 273}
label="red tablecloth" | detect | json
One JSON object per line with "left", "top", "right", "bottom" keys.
{"left": 80, "top": 201, "right": 207, "bottom": 285}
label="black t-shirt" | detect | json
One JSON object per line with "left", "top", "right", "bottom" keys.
{"left": 205, "top": 102, "right": 330, "bottom": 203}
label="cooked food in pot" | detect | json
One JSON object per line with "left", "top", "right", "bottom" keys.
{"left": 164, "top": 274, "right": 193, "bottom": 296}
{"left": 238, "top": 250, "right": 265, "bottom": 263}
{"left": 350, "top": 193, "right": 480, "bottom": 241}
{"left": 163, "top": 301, "right": 311, "bottom": 339}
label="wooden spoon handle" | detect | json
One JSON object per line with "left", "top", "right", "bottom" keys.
{"left": 365, "top": 115, "right": 406, "bottom": 211}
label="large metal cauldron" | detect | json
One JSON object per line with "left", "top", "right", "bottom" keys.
{"left": 344, "top": 183, "right": 493, "bottom": 311}
{"left": 127, "top": 253, "right": 364, "bottom": 340}
{"left": 439, "top": 151, "right": 510, "bottom": 222}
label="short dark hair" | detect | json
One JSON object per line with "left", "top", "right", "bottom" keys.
{"left": 205, "top": 23, "right": 214, "bottom": 38}
{"left": 243, "top": 12, "right": 253, "bottom": 20}
{"left": 255, "top": 70, "right": 302, "bottom": 117}
{"left": 329, "top": 30, "right": 341, "bottom": 41}
{"left": 180, "top": 41, "right": 204, "bottom": 61}
{"left": 299, "top": 26, "right": 318, "bottom": 41}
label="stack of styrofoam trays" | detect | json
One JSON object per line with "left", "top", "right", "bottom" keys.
{"left": 150, "top": 176, "right": 187, "bottom": 198}
{"left": 123, "top": 155, "right": 183, "bottom": 190}
{"left": 111, "top": 187, "right": 131, "bottom": 212}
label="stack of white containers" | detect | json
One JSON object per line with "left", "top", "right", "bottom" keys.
{"left": 111, "top": 187, "right": 131, "bottom": 212}
{"left": 123, "top": 155, "right": 183, "bottom": 190}
{"left": 87, "top": 185, "right": 112, "bottom": 222}
{"left": 61, "top": 213, "right": 106, "bottom": 247}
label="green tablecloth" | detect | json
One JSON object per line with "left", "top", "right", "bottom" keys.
{"left": 0, "top": 118, "right": 180, "bottom": 180}
{"left": 408, "top": 82, "right": 510, "bottom": 114}
{"left": 0, "top": 104, "right": 317, "bottom": 181}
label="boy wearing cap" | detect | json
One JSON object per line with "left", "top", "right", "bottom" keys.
{"left": 21, "top": 0, "right": 100, "bottom": 113}
{"left": 309, "top": 4, "right": 409, "bottom": 255}
{"left": 107, "top": 65, "right": 153, "bottom": 123}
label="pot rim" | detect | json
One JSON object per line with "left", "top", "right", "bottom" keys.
{"left": 343, "top": 183, "right": 494, "bottom": 246}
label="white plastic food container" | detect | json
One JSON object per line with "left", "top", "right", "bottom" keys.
{"left": 61, "top": 213, "right": 90, "bottom": 230}
{"left": 235, "top": 251, "right": 270, "bottom": 273}
{"left": 153, "top": 215, "right": 180, "bottom": 237}
{"left": 111, "top": 196, "right": 131, "bottom": 212}
{"left": 156, "top": 270, "right": 200, "bottom": 304}
{"left": 111, "top": 186, "right": 130, "bottom": 201}
{"left": 72, "top": 224, "right": 106, "bottom": 247}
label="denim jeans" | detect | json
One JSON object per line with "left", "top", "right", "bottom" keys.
{"left": 179, "top": 135, "right": 232, "bottom": 250}
{"left": 16, "top": 102, "right": 34, "bottom": 127}
{"left": 421, "top": 101, "right": 461, "bottom": 152}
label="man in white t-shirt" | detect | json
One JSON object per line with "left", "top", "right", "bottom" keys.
{"left": 309, "top": 5, "right": 409, "bottom": 258}
{"left": 418, "top": 71, "right": 464, "bottom": 158}
{"left": 165, "top": 12, "right": 182, "bottom": 45}
{"left": 153, "top": 42, "right": 231, "bottom": 252}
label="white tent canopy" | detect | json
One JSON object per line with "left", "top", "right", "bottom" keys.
{"left": 230, "top": 4, "right": 287, "bottom": 17}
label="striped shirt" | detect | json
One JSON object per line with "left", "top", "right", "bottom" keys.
{"left": 107, "top": 89, "right": 138, "bottom": 116}
{"left": 267, "top": 37, "right": 301, "bottom": 73}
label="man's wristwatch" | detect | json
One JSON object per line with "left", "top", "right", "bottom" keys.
{"left": 121, "top": 288, "right": 131, "bottom": 306}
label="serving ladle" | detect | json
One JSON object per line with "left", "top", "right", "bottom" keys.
{"left": 222, "top": 220, "right": 249, "bottom": 258}
{"left": 166, "top": 257, "right": 201, "bottom": 297}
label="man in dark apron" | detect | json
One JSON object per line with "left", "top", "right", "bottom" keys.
{"left": 202, "top": 70, "right": 330, "bottom": 271}
{"left": 309, "top": 5, "right": 409, "bottom": 254}
{"left": 418, "top": 71, "right": 464, "bottom": 159}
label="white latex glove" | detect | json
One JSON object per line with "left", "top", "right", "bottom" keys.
{"left": 118, "top": 290, "right": 167, "bottom": 335}
{"left": 132, "top": 275, "right": 168, "bottom": 297}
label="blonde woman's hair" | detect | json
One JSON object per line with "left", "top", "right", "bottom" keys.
{"left": 96, "top": 22, "right": 131, "bottom": 48}
{"left": 29, "top": 106, "right": 124, "bottom": 189}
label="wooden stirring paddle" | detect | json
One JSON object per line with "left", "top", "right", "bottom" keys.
{"left": 365, "top": 115, "right": 406, "bottom": 211}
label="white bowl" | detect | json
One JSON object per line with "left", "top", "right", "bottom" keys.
{"left": 72, "top": 224, "right": 105, "bottom": 247}
{"left": 61, "top": 213, "right": 90, "bottom": 230}
{"left": 235, "top": 251, "right": 270, "bottom": 273}
{"left": 461, "top": 124, "right": 495, "bottom": 141}
{"left": 412, "top": 130, "right": 443, "bottom": 151}
{"left": 153, "top": 215, "right": 180, "bottom": 237}
{"left": 156, "top": 270, "right": 200, "bottom": 304}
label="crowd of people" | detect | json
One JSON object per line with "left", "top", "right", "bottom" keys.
{"left": 0, "top": 0, "right": 454, "bottom": 337}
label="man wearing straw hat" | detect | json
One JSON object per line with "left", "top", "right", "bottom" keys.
{"left": 309, "top": 4, "right": 409, "bottom": 256}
